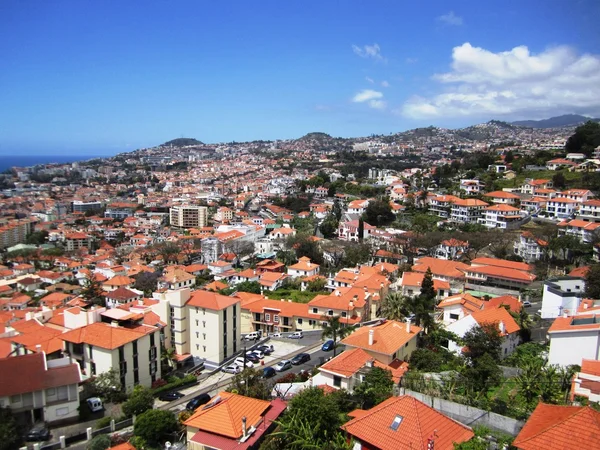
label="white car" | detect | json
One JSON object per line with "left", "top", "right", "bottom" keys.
{"left": 269, "top": 332, "right": 282, "bottom": 338}
{"left": 234, "top": 357, "right": 254, "bottom": 368}
{"left": 289, "top": 331, "right": 303, "bottom": 339}
{"left": 248, "top": 349, "right": 264, "bottom": 359}
{"left": 222, "top": 365, "right": 241, "bottom": 374}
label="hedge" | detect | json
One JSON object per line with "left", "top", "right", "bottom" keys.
{"left": 151, "top": 374, "right": 198, "bottom": 396}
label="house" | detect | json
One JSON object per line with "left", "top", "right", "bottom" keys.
{"left": 521, "top": 179, "right": 553, "bottom": 195}
{"left": 0, "top": 352, "right": 82, "bottom": 425}
{"left": 184, "top": 392, "right": 286, "bottom": 450}
{"left": 428, "top": 194, "right": 459, "bottom": 219}
{"left": 287, "top": 257, "right": 320, "bottom": 279}
{"left": 347, "top": 199, "right": 370, "bottom": 215}
{"left": 557, "top": 219, "right": 600, "bottom": 243}
{"left": 230, "top": 268, "right": 260, "bottom": 285}
{"left": 541, "top": 277, "right": 585, "bottom": 319}
{"left": 434, "top": 238, "right": 469, "bottom": 260}
{"left": 459, "top": 179, "right": 484, "bottom": 196}
{"left": 546, "top": 158, "right": 578, "bottom": 170}
{"left": 450, "top": 198, "right": 488, "bottom": 224}
{"left": 446, "top": 306, "right": 521, "bottom": 358}
{"left": 547, "top": 314, "right": 600, "bottom": 367}
{"left": 338, "top": 220, "right": 375, "bottom": 242}
{"left": 160, "top": 268, "right": 196, "bottom": 290}
{"left": 259, "top": 271, "right": 288, "bottom": 291}
{"left": 479, "top": 204, "right": 525, "bottom": 230}
{"left": 341, "top": 320, "right": 422, "bottom": 365}
{"left": 103, "top": 275, "right": 134, "bottom": 291}
{"left": 578, "top": 199, "right": 600, "bottom": 222}
{"left": 341, "top": 395, "right": 474, "bottom": 450}
{"left": 437, "top": 293, "right": 484, "bottom": 325}
{"left": 412, "top": 257, "right": 469, "bottom": 285}
{"left": 545, "top": 197, "right": 579, "bottom": 220}
{"left": 60, "top": 321, "right": 162, "bottom": 389}
{"left": 512, "top": 403, "right": 600, "bottom": 450}
{"left": 520, "top": 196, "right": 547, "bottom": 214}
{"left": 464, "top": 257, "right": 536, "bottom": 291}
{"left": 514, "top": 231, "right": 547, "bottom": 262}
{"left": 570, "top": 359, "right": 600, "bottom": 403}
{"left": 398, "top": 272, "right": 450, "bottom": 300}
{"left": 208, "top": 260, "right": 233, "bottom": 275}
{"left": 308, "top": 287, "right": 373, "bottom": 325}
{"left": 105, "top": 287, "right": 142, "bottom": 308}
{"left": 482, "top": 191, "right": 520, "bottom": 205}
{"left": 186, "top": 290, "right": 241, "bottom": 364}
{"left": 64, "top": 232, "right": 93, "bottom": 251}
{"left": 312, "top": 347, "right": 409, "bottom": 392}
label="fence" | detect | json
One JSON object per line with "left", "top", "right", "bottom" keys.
{"left": 401, "top": 388, "right": 525, "bottom": 436}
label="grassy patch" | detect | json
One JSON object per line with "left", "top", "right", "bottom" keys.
{"left": 265, "top": 289, "right": 329, "bottom": 303}
{"left": 495, "top": 169, "right": 582, "bottom": 190}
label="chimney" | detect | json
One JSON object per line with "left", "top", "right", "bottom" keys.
{"left": 499, "top": 321, "right": 506, "bottom": 334}
{"left": 405, "top": 318, "right": 411, "bottom": 333}
{"left": 242, "top": 416, "right": 247, "bottom": 438}
{"left": 368, "top": 329, "right": 374, "bottom": 346}
{"left": 349, "top": 300, "right": 354, "bottom": 309}
{"left": 36, "top": 344, "right": 42, "bottom": 353}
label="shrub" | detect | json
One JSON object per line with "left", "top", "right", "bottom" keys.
{"left": 87, "top": 435, "right": 111, "bottom": 450}
{"left": 152, "top": 374, "right": 198, "bottom": 396}
{"left": 95, "top": 416, "right": 113, "bottom": 430}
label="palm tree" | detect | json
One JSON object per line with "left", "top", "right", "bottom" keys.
{"left": 380, "top": 292, "right": 407, "bottom": 321}
{"left": 322, "top": 315, "right": 353, "bottom": 357}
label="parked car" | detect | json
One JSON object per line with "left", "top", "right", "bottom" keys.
{"left": 522, "top": 300, "right": 532, "bottom": 307}
{"left": 244, "top": 332, "right": 261, "bottom": 341}
{"left": 269, "top": 332, "right": 282, "bottom": 338}
{"left": 222, "top": 364, "right": 242, "bottom": 374}
{"left": 26, "top": 427, "right": 50, "bottom": 442}
{"left": 158, "top": 391, "right": 185, "bottom": 402}
{"left": 274, "top": 359, "right": 292, "bottom": 372}
{"left": 249, "top": 349, "right": 264, "bottom": 359}
{"left": 234, "top": 357, "right": 254, "bottom": 368}
{"left": 258, "top": 344, "right": 273, "bottom": 355}
{"left": 322, "top": 339, "right": 335, "bottom": 351}
{"left": 262, "top": 367, "right": 276, "bottom": 378}
{"left": 289, "top": 331, "right": 303, "bottom": 339}
{"left": 245, "top": 353, "right": 260, "bottom": 364}
{"left": 291, "top": 353, "right": 311, "bottom": 365}
{"left": 186, "top": 393, "right": 211, "bottom": 410}
{"left": 86, "top": 397, "right": 103, "bottom": 413}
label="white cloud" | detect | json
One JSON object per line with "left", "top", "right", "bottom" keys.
{"left": 437, "top": 11, "right": 463, "bottom": 26}
{"left": 381, "top": 80, "right": 390, "bottom": 87}
{"left": 365, "top": 76, "right": 374, "bottom": 84}
{"left": 352, "top": 43, "right": 386, "bottom": 61}
{"left": 402, "top": 42, "right": 600, "bottom": 119}
{"left": 352, "top": 90, "right": 386, "bottom": 110}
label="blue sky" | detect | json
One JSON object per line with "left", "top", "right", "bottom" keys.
{"left": 1, "top": 0, "right": 599, "bottom": 153}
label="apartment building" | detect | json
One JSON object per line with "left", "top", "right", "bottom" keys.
{"left": 482, "top": 190, "right": 520, "bottom": 205}
{"left": 427, "top": 194, "right": 459, "bottom": 219}
{"left": 0, "top": 353, "right": 82, "bottom": 425}
{"left": 338, "top": 219, "right": 375, "bottom": 241}
{"left": 60, "top": 321, "right": 162, "bottom": 390}
{"left": 450, "top": 198, "right": 488, "bottom": 224}
{"left": 104, "top": 202, "right": 138, "bottom": 219}
{"left": 548, "top": 315, "right": 600, "bottom": 367}
{"left": 170, "top": 205, "right": 208, "bottom": 228}
{"left": 541, "top": 277, "right": 585, "bottom": 319}
{"left": 71, "top": 200, "right": 103, "bottom": 213}
{"left": 479, "top": 204, "right": 525, "bottom": 230}
{"left": 459, "top": 179, "right": 484, "bottom": 195}
{"left": 545, "top": 197, "right": 579, "bottom": 220}
{"left": 434, "top": 238, "right": 469, "bottom": 260}
{"left": 64, "top": 232, "right": 93, "bottom": 251}
{"left": 578, "top": 199, "right": 600, "bottom": 222}
{"left": 514, "top": 231, "right": 547, "bottom": 262}
{"left": 521, "top": 179, "right": 553, "bottom": 195}
{"left": 0, "top": 219, "right": 33, "bottom": 250}
{"left": 557, "top": 219, "right": 600, "bottom": 243}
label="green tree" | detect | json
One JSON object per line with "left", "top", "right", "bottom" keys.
{"left": 266, "top": 415, "right": 353, "bottom": 450}
{"left": 86, "top": 434, "right": 111, "bottom": 450}
{"left": 420, "top": 268, "right": 436, "bottom": 303}
{"left": 133, "top": 271, "right": 161, "bottom": 296}
{"left": 585, "top": 264, "right": 600, "bottom": 299}
{"left": 409, "top": 348, "right": 448, "bottom": 372}
{"left": 227, "top": 368, "right": 271, "bottom": 400}
{"left": 463, "top": 353, "right": 502, "bottom": 393}
{"left": 353, "top": 367, "right": 394, "bottom": 408}
{"left": 565, "top": 120, "right": 600, "bottom": 157}
{"left": 133, "top": 409, "right": 179, "bottom": 446}
{"left": 363, "top": 199, "right": 395, "bottom": 227}
{"left": 0, "top": 407, "right": 22, "bottom": 450}
{"left": 357, "top": 218, "right": 364, "bottom": 241}
{"left": 322, "top": 315, "right": 353, "bottom": 357}
{"left": 319, "top": 214, "right": 339, "bottom": 239}
{"left": 306, "top": 277, "right": 327, "bottom": 292}
{"left": 234, "top": 281, "right": 262, "bottom": 294}
{"left": 341, "top": 242, "right": 372, "bottom": 267}
{"left": 285, "top": 387, "right": 344, "bottom": 443}
{"left": 462, "top": 323, "right": 502, "bottom": 362}
{"left": 552, "top": 171, "right": 566, "bottom": 190}
{"left": 511, "top": 307, "right": 533, "bottom": 343}
{"left": 122, "top": 385, "right": 155, "bottom": 418}
{"left": 81, "top": 274, "right": 105, "bottom": 307}
{"left": 380, "top": 292, "right": 407, "bottom": 321}
{"left": 88, "top": 368, "right": 124, "bottom": 402}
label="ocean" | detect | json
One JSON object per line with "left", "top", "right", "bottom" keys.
{"left": 0, "top": 152, "right": 120, "bottom": 172}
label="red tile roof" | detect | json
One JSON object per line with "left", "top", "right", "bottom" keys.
{"left": 341, "top": 320, "right": 422, "bottom": 356}
{"left": 342, "top": 396, "right": 474, "bottom": 450}
{"left": 513, "top": 403, "right": 600, "bottom": 450}
{"left": 60, "top": 322, "right": 156, "bottom": 350}
{"left": 187, "top": 290, "right": 239, "bottom": 311}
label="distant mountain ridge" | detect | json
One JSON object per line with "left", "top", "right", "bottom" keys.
{"left": 511, "top": 114, "right": 599, "bottom": 128}
{"left": 161, "top": 138, "right": 204, "bottom": 147}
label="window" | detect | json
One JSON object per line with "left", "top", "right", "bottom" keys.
{"left": 195, "top": 307, "right": 198, "bottom": 313}
{"left": 327, "top": 310, "right": 333, "bottom": 316}
{"left": 333, "top": 376, "right": 342, "bottom": 388}
{"left": 309, "top": 320, "right": 315, "bottom": 326}
{"left": 265, "top": 313, "right": 271, "bottom": 321}
{"left": 196, "top": 344, "right": 199, "bottom": 350}
{"left": 203, "top": 346, "right": 206, "bottom": 352}
{"left": 203, "top": 321, "right": 206, "bottom": 327}
{"left": 196, "top": 320, "right": 199, "bottom": 326}
{"left": 449, "top": 313, "right": 460, "bottom": 320}
{"left": 390, "top": 415, "right": 404, "bottom": 431}
{"left": 341, "top": 311, "right": 347, "bottom": 318}
{"left": 312, "top": 308, "right": 318, "bottom": 314}
{"left": 274, "top": 315, "right": 279, "bottom": 323}
{"left": 203, "top": 333, "right": 206, "bottom": 340}
{"left": 196, "top": 332, "right": 199, "bottom": 338}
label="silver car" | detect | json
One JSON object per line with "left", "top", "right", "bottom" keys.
{"left": 274, "top": 359, "right": 292, "bottom": 372}
{"left": 222, "top": 365, "right": 241, "bottom": 374}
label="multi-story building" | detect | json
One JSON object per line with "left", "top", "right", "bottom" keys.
{"left": 578, "top": 199, "right": 600, "bottom": 223}
{"left": 557, "top": 219, "right": 600, "bottom": 243}
{"left": 434, "top": 238, "right": 469, "bottom": 260}
{"left": 64, "top": 232, "right": 93, "bottom": 251}
{"left": 545, "top": 197, "right": 579, "bottom": 220}
{"left": 482, "top": 191, "right": 520, "bottom": 205}
{"left": 450, "top": 198, "right": 488, "bottom": 224}
{"left": 0, "top": 219, "right": 33, "bottom": 250}
{"left": 338, "top": 220, "right": 375, "bottom": 241}
{"left": 71, "top": 200, "right": 103, "bottom": 213}
{"left": 170, "top": 205, "right": 208, "bottom": 228}
{"left": 548, "top": 315, "right": 600, "bottom": 367}
{"left": 427, "top": 194, "right": 459, "bottom": 219}
{"left": 541, "top": 277, "right": 586, "bottom": 319}
{"left": 479, "top": 204, "right": 525, "bottom": 229}
{"left": 459, "top": 179, "right": 484, "bottom": 196}
{"left": 104, "top": 202, "right": 138, "bottom": 220}
{"left": 514, "top": 231, "right": 547, "bottom": 262}
{"left": 521, "top": 178, "right": 553, "bottom": 195}
{"left": 60, "top": 321, "right": 162, "bottom": 390}
{"left": 0, "top": 353, "right": 82, "bottom": 425}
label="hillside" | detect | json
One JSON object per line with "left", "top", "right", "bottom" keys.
{"left": 511, "top": 114, "right": 599, "bottom": 128}
{"left": 161, "top": 138, "right": 204, "bottom": 147}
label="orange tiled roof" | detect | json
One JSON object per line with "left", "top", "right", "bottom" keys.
{"left": 437, "top": 293, "right": 484, "bottom": 314}
{"left": 187, "top": 290, "right": 239, "bottom": 311}
{"left": 412, "top": 257, "right": 469, "bottom": 279}
{"left": 60, "top": 322, "right": 156, "bottom": 350}
{"left": 341, "top": 320, "right": 421, "bottom": 356}
{"left": 342, "top": 396, "right": 474, "bottom": 450}
{"left": 471, "top": 306, "right": 520, "bottom": 335}
{"left": 513, "top": 403, "right": 600, "bottom": 450}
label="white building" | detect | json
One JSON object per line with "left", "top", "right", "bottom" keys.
{"left": 450, "top": 198, "right": 489, "bottom": 224}
{"left": 459, "top": 179, "right": 484, "bottom": 196}
{"left": 548, "top": 315, "right": 600, "bottom": 367}
{"left": 479, "top": 204, "right": 525, "bottom": 230}
{"left": 287, "top": 257, "right": 320, "bottom": 279}
{"left": 540, "top": 278, "right": 586, "bottom": 319}
{"left": 514, "top": 232, "right": 547, "bottom": 262}
{"left": 170, "top": 205, "right": 208, "bottom": 228}
{"left": 0, "top": 353, "right": 82, "bottom": 425}
{"left": 545, "top": 198, "right": 579, "bottom": 221}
